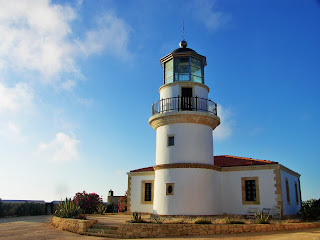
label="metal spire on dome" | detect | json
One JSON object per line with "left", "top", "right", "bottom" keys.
{"left": 179, "top": 20, "right": 188, "bottom": 48}
{"left": 182, "top": 20, "right": 185, "bottom": 41}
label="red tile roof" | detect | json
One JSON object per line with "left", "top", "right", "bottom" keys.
{"left": 130, "top": 166, "right": 154, "bottom": 172}
{"left": 214, "top": 155, "right": 278, "bottom": 167}
{"left": 129, "top": 155, "right": 278, "bottom": 172}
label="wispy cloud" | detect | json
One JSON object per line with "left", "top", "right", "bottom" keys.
{"left": 0, "top": 0, "right": 132, "bottom": 90}
{"left": 39, "top": 132, "right": 80, "bottom": 162}
{"left": 191, "top": 0, "right": 231, "bottom": 32}
{"left": 0, "top": 121, "right": 24, "bottom": 143}
{"left": 213, "top": 104, "right": 234, "bottom": 140}
{"left": 0, "top": 82, "right": 33, "bottom": 113}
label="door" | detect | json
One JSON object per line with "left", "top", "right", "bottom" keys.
{"left": 181, "top": 88, "right": 192, "bottom": 110}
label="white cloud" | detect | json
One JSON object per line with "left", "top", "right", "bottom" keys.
{"left": 213, "top": 104, "right": 233, "bottom": 140}
{"left": 191, "top": 0, "right": 231, "bottom": 31}
{"left": 0, "top": 82, "right": 33, "bottom": 113}
{"left": 76, "top": 13, "right": 132, "bottom": 60}
{"left": 0, "top": 0, "right": 132, "bottom": 89}
{"left": 39, "top": 132, "right": 80, "bottom": 162}
{"left": 0, "top": 121, "right": 24, "bottom": 143}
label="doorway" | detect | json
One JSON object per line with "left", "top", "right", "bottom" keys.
{"left": 181, "top": 88, "right": 192, "bottom": 110}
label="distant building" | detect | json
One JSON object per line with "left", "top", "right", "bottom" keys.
{"left": 127, "top": 40, "right": 301, "bottom": 217}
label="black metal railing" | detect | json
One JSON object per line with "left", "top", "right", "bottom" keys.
{"left": 152, "top": 96, "right": 217, "bottom": 116}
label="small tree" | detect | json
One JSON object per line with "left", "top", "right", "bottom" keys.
{"left": 298, "top": 198, "right": 320, "bottom": 221}
{"left": 118, "top": 191, "right": 127, "bottom": 212}
{"left": 74, "top": 191, "right": 103, "bottom": 214}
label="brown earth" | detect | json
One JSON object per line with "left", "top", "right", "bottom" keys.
{"left": 0, "top": 215, "right": 319, "bottom": 240}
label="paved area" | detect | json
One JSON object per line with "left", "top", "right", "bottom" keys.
{"left": 0, "top": 215, "right": 320, "bottom": 240}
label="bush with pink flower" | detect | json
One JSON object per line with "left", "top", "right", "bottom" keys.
{"left": 74, "top": 191, "right": 103, "bottom": 214}
{"left": 118, "top": 191, "right": 127, "bottom": 212}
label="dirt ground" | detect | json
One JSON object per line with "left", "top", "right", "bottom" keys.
{"left": 0, "top": 215, "right": 320, "bottom": 240}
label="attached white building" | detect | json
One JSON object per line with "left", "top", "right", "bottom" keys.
{"left": 127, "top": 40, "right": 301, "bottom": 217}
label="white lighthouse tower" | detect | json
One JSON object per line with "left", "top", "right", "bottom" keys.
{"left": 148, "top": 40, "right": 221, "bottom": 215}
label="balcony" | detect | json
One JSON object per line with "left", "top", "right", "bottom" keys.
{"left": 152, "top": 96, "right": 217, "bottom": 116}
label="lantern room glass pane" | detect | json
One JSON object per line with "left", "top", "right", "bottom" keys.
{"left": 165, "top": 59, "right": 174, "bottom": 84}
{"left": 191, "top": 75, "right": 202, "bottom": 83}
{"left": 174, "top": 57, "right": 190, "bottom": 81}
{"left": 191, "top": 66, "right": 202, "bottom": 77}
{"left": 191, "top": 57, "right": 201, "bottom": 68}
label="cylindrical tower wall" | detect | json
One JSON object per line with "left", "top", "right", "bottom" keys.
{"left": 153, "top": 168, "right": 222, "bottom": 215}
{"left": 159, "top": 83, "right": 209, "bottom": 99}
{"left": 156, "top": 123, "right": 213, "bottom": 165}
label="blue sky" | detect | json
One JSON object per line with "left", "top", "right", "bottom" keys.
{"left": 0, "top": 0, "right": 319, "bottom": 202}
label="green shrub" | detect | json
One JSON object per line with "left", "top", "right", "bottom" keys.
{"left": 194, "top": 218, "right": 211, "bottom": 224}
{"left": 54, "top": 198, "right": 80, "bottom": 218}
{"left": 298, "top": 198, "right": 320, "bottom": 221}
{"left": 0, "top": 200, "right": 12, "bottom": 218}
{"left": 15, "top": 202, "right": 45, "bottom": 216}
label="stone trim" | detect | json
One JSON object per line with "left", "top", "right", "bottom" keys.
{"left": 273, "top": 166, "right": 284, "bottom": 217}
{"left": 154, "top": 163, "right": 221, "bottom": 171}
{"left": 149, "top": 111, "right": 220, "bottom": 130}
{"left": 141, "top": 180, "right": 154, "bottom": 205}
{"left": 127, "top": 176, "right": 132, "bottom": 213}
{"left": 241, "top": 177, "right": 260, "bottom": 205}
{"left": 159, "top": 81, "right": 209, "bottom": 93}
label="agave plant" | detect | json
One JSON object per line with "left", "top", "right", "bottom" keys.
{"left": 96, "top": 203, "right": 107, "bottom": 215}
{"left": 54, "top": 198, "right": 80, "bottom": 218}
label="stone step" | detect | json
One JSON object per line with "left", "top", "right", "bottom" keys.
{"left": 91, "top": 224, "right": 119, "bottom": 230}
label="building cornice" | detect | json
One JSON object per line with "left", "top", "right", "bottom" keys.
{"left": 153, "top": 163, "right": 221, "bottom": 171}
{"left": 149, "top": 111, "right": 220, "bottom": 130}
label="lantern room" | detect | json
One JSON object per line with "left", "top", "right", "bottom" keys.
{"left": 160, "top": 40, "right": 207, "bottom": 85}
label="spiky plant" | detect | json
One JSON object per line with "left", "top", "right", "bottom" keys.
{"left": 54, "top": 198, "right": 80, "bottom": 218}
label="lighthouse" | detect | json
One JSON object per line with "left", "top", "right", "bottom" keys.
{"left": 127, "top": 39, "right": 301, "bottom": 218}
{"left": 148, "top": 40, "right": 221, "bottom": 215}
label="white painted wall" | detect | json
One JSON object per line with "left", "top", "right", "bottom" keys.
{"left": 280, "top": 170, "right": 301, "bottom": 215}
{"left": 130, "top": 174, "right": 154, "bottom": 214}
{"left": 153, "top": 168, "right": 222, "bottom": 215}
{"left": 221, "top": 169, "right": 277, "bottom": 215}
{"left": 156, "top": 123, "right": 213, "bottom": 165}
{"left": 159, "top": 84, "right": 208, "bottom": 99}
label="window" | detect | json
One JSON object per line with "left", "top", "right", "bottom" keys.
{"left": 168, "top": 136, "right": 174, "bottom": 146}
{"left": 285, "top": 178, "right": 290, "bottom": 205}
{"left": 166, "top": 183, "right": 174, "bottom": 195}
{"left": 141, "top": 180, "right": 154, "bottom": 204}
{"left": 245, "top": 180, "right": 256, "bottom": 201}
{"left": 241, "top": 177, "right": 260, "bottom": 205}
{"left": 294, "top": 182, "right": 299, "bottom": 205}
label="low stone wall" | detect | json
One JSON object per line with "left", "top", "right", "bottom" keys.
{"left": 51, "top": 216, "right": 98, "bottom": 234}
{"left": 117, "top": 222, "right": 320, "bottom": 238}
